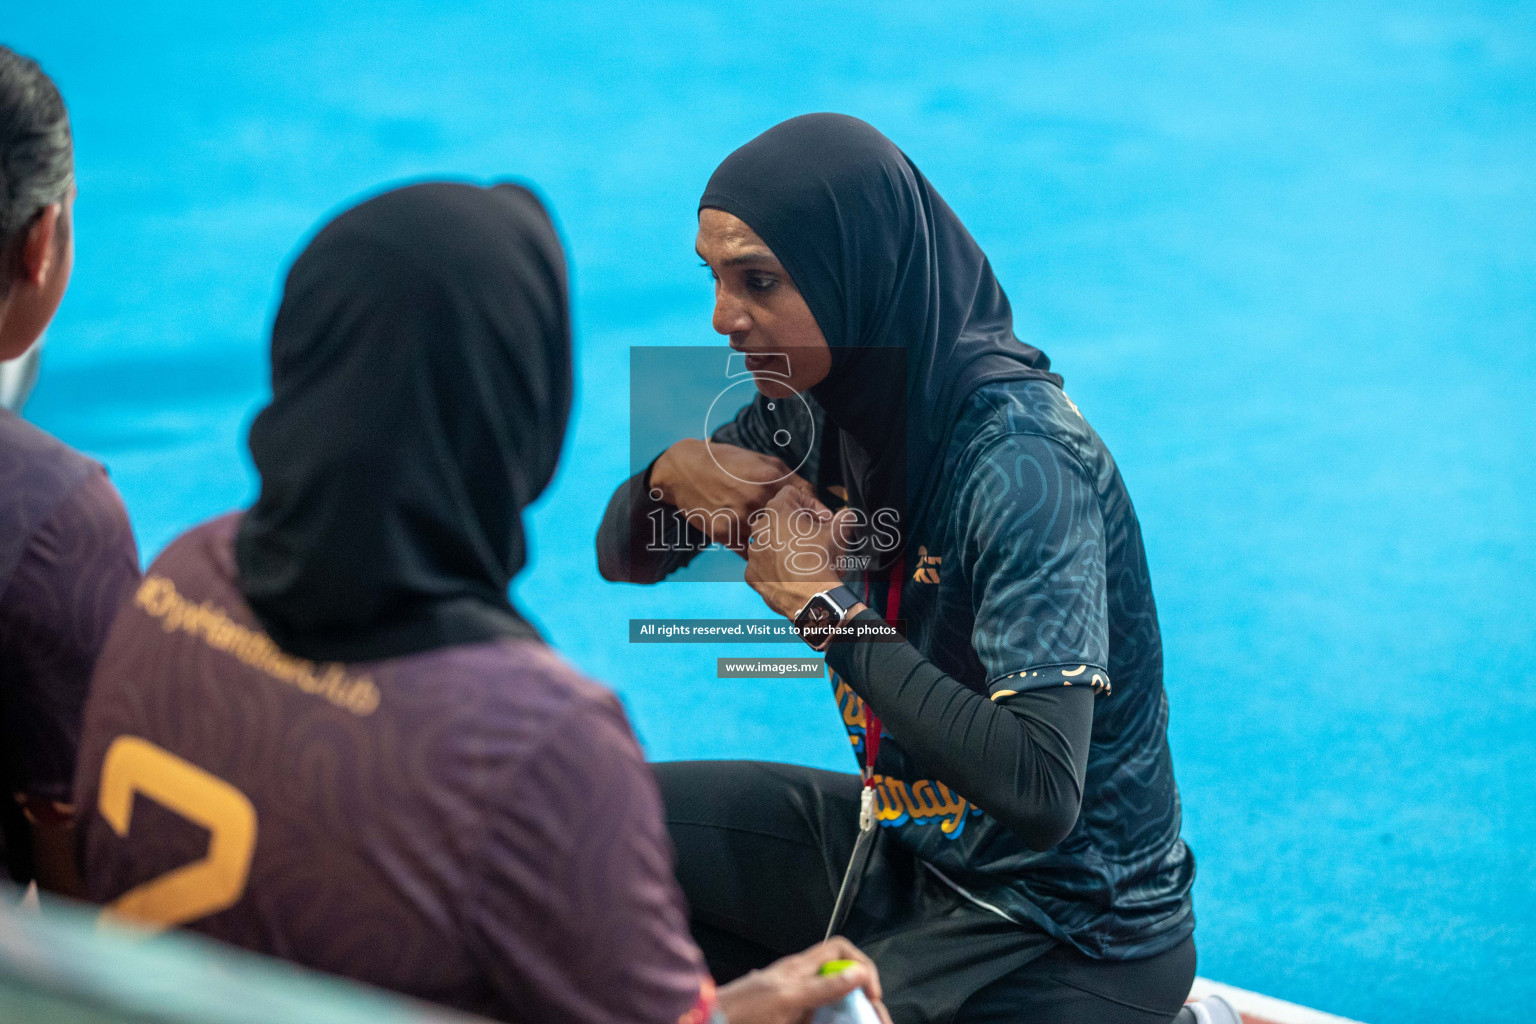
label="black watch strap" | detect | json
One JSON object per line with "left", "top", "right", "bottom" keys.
{"left": 824, "top": 585, "right": 860, "bottom": 617}
{"left": 796, "top": 585, "right": 863, "bottom": 652}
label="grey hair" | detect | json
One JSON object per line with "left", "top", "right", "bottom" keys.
{"left": 0, "top": 46, "right": 73, "bottom": 277}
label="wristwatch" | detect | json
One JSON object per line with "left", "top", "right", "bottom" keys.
{"left": 793, "top": 586, "right": 861, "bottom": 652}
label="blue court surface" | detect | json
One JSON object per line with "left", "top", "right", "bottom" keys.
{"left": 8, "top": 4, "right": 1534, "bottom": 1021}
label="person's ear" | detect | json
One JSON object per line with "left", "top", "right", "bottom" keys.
{"left": 18, "top": 204, "right": 62, "bottom": 288}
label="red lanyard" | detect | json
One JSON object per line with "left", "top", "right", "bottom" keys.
{"left": 860, "top": 556, "right": 903, "bottom": 787}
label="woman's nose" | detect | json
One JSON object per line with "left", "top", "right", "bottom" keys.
{"left": 712, "top": 288, "right": 751, "bottom": 337}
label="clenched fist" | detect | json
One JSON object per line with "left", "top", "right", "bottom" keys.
{"left": 651, "top": 439, "right": 817, "bottom": 555}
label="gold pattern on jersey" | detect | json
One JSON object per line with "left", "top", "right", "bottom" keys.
{"left": 913, "top": 545, "right": 942, "bottom": 584}
{"left": 133, "top": 575, "right": 380, "bottom": 715}
{"left": 832, "top": 675, "right": 983, "bottom": 836}
{"left": 97, "top": 735, "right": 257, "bottom": 929}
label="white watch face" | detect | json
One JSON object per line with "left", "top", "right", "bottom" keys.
{"left": 797, "top": 595, "right": 838, "bottom": 648}
{"left": 798, "top": 595, "right": 831, "bottom": 627}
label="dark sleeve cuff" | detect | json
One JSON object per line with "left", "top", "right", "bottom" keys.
{"left": 594, "top": 456, "right": 709, "bottom": 584}
{"left": 825, "top": 609, "right": 1092, "bottom": 852}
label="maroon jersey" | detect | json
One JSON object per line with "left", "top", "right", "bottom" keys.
{"left": 76, "top": 515, "right": 713, "bottom": 1024}
{"left": 0, "top": 408, "right": 140, "bottom": 884}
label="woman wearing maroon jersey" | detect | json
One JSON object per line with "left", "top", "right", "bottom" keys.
{"left": 0, "top": 45, "right": 139, "bottom": 902}
{"left": 75, "top": 181, "right": 887, "bottom": 1024}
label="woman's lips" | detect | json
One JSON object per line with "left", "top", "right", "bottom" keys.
{"left": 744, "top": 352, "right": 791, "bottom": 376}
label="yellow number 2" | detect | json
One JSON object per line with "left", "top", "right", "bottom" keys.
{"left": 97, "top": 735, "right": 258, "bottom": 930}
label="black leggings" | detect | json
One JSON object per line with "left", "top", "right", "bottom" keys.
{"left": 655, "top": 760, "right": 1194, "bottom": 1024}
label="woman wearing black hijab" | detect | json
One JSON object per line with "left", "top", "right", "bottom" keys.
{"left": 597, "top": 115, "right": 1216, "bottom": 1024}
{"left": 74, "top": 181, "right": 890, "bottom": 1024}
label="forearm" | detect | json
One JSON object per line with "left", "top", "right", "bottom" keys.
{"left": 825, "top": 611, "right": 1092, "bottom": 851}
{"left": 595, "top": 457, "right": 708, "bottom": 583}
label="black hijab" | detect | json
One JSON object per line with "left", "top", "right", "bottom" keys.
{"left": 700, "top": 114, "right": 1062, "bottom": 552}
{"left": 236, "top": 182, "right": 571, "bottom": 663}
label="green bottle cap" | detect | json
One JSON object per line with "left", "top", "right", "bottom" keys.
{"left": 819, "top": 959, "right": 859, "bottom": 976}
